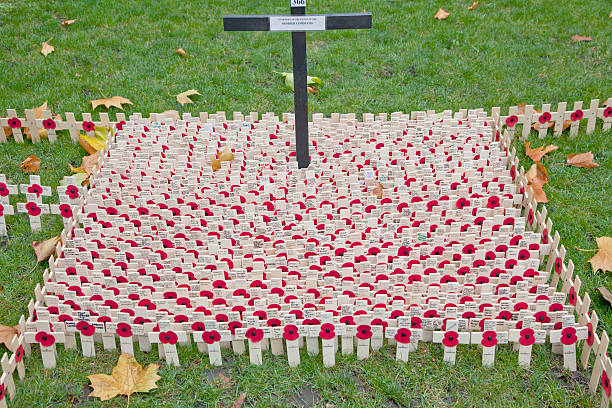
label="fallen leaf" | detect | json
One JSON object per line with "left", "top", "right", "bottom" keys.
{"left": 434, "top": 8, "right": 450, "bottom": 20}
{"left": 61, "top": 172, "right": 89, "bottom": 187}
{"left": 524, "top": 141, "right": 558, "bottom": 162}
{"left": 372, "top": 182, "right": 385, "bottom": 199}
{"left": 609, "top": 10, "right": 611, "bottom": 18}
{"left": 589, "top": 238, "right": 612, "bottom": 273}
{"left": 88, "top": 354, "right": 161, "bottom": 402}
{"left": 40, "top": 37, "right": 55, "bottom": 56}
{"left": 79, "top": 126, "right": 112, "bottom": 154}
{"left": 20, "top": 154, "right": 41, "bottom": 174}
{"left": 467, "top": 1, "right": 478, "bottom": 10}
{"left": 176, "top": 89, "right": 201, "bottom": 106}
{"left": 31, "top": 236, "right": 61, "bottom": 262}
{"left": 571, "top": 35, "right": 592, "bottom": 42}
{"left": 0, "top": 324, "right": 20, "bottom": 352}
{"left": 598, "top": 286, "right": 612, "bottom": 305}
{"left": 273, "top": 71, "right": 322, "bottom": 92}
{"left": 567, "top": 152, "right": 599, "bottom": 168}
{"left": 210, "top": 157, "right": 221, "bottom": 172}
{"left": 90, "top": 96, "right": 133, "bottom": 110}
{"left": 70, "top": 151, "right": 100, "bottom": 176}
{"left": 230, "top": 393, "right": 247, "bottom": 408}
{"left": 218, "top": 148, "right": 234, "bottom": 162}
{"left": 159, "top": 110, "right": 180, "bottom": 121}
{"left": 217, "top": 373, "right": 231, "bottom": 386}
{"left": 525, "top": 161, "right": 549, "bottom": 203}
{"left": 175, "top": 48, "right": 187, "bottom": 56}
{"left": 307, "top": 86, "right": 319, "bottom": 94}
{"left": 61, "top": 19, "right": 76, "bottom": 27}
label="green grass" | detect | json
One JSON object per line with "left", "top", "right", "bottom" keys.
{"left": 0, "top": 0, "right": 611, "bottom": 406}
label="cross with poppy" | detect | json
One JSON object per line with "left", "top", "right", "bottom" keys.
{"left": 2, "top": 108, "right": 24, "bottom": 142}
{"left": 0, "top": 174, "right": 18, "bottom": 207}
{"left": 35, "top": 109, "right": 61, "bottom": 143}
{"left": 19, "top": 175, "right": 52, "bottom": 204}
{"left": 0, "top": 354, "right": 15, "bottom": 401}
{"left": 432, "top": 322, "right": 471, "bottom": 365}
{"left": 57, "top": 176, "right": 84, "bottom": 204}
{"left": 508, "top": 326, "right": 546, "bottom": 367}
{"left": 24, "top": 323, "right": 66, "bottom": 369}
{"left": 386, "top": 327, "right": 423, "bottom": 362}
{"left": 16, "top": 201, "right": 49, "bottom": 231}
{"left": 9, "top": 336, "right": 25, "bottom": 381}
{"left": 147, "top": 329, "right": 188, "bottom": 367}
{"left": 192, "top": 328, "right": 231, "bottom": 366}
{"left": 549, "top": 322, "right": 588, "bottom": 372}
{"left": 50, "top": 203, "right": 76, "bottom": 226}
{"left": 0, "top": 201, "right": 14, "bottom": 237}
{"left": 471, "top": 330, "right": 508, "bottom": 367}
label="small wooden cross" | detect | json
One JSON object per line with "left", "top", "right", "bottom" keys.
{"left": 223, "top": 0, "right": 371, "bottom": 168}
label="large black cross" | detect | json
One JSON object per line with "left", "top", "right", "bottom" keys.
{"left": 223, "top": 1, "right": 372, "bottom": 169}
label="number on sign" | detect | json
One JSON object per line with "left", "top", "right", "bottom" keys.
{"left": 291, "top": 0, "right": 306, "bottom": 7}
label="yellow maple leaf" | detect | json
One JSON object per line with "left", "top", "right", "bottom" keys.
{"left": 90, "top": 96, "right": 133, "bottom": 110}
{"left": 176, "top": 89, "right": 201, "bottom": 106}
{"left": 88, "top": 354, "right": 161, "bottom": 402}
{"left": 40, "top": 36, "right": 55, "bottom": 56}
{"left": 589, "top": 237, "right": 612, "bottom": 273}
{"left": 79, "top": 126, "right": 112, "bottom": 154}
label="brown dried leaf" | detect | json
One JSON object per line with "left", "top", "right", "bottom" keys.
{"left": 20, "top": 154, "right": 41, "bottom": 174}
{"left": 467, "top": 1, "right": 478, "bottom": 10}
{"left": 231, "top": 393, "right": 247, "bottom": 408}
{"left": 307, "top": 86, "right": 319, "bottom": 94}
{"left": 571, "top": 35, "right": 592, "bottom": 42}
{"left": 159, "top": 110, "right": 180, "bottom": 121}
{"left": 70, "top": 151, "right": 100, "bottom": 176}
{"left": 210, "top": 157, "right": 221, "bottom": 172}
{"left": 175, "top": 48, "right": 187, "bottom": 56}
{"left": 40, "top": 37, "right": 55, "bottom": 56}
{"left": 598, "top": 287, "right": 612, "bottom": 305}
{"left": 525, "top": 162, "right": 549, "bottom": 203}
{"left": 434, "top": 8, "right": 450, "bottom": 20}
{"left": 567, "top": 152, "right": 599, "bottom": 168}
{"left": 61, "top": 19, "right": 76, "bottom": 27}
{"left": 88, "top": 354, "right": 161, "bottom": 401}
{"left": 591, "top": 238, "right": 612, "bottom": 273}
{"left": 532, "top": 119, "right": 571, "bottom": 132}
{"left": 524, "top": 141, "right": 558, "bottom": 162}
{"left": 0, "top": 324, "right": 20, "bottom": 352}
{"left": 217, "top": 373, "right": 231, "bottom": 386}
{"left": 31, "top": 236, "right": 60, "bottom": 262}
{"left": 218, "top": 148, "right": 234, "bottom": 162}
{"left": 176, "top": 89, "right": 201, "bottom": 106}
{"left": 91, "top": 96, "right": 133, "bottom": 110}
{"left": 372, "top": 182, "right": 385, "bottom": 200}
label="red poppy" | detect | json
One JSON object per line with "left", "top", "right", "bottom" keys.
{"left": 496, "top": 310, "right": 512, "bottom": 321}
{"left": 14, "top": 345, "right": 24, "bottom": 363}
{"left": 411, "top": 317, "right": 422, "bottom": 328}
{"left": 560, "top": 327, "right": 577, "bottom": 345}
{"left": 442, "top": 331, "right": 459, "bottom": 347}
{"left": 0, "top": 183, "right": 9, "bottom": 197}
{"left": 586, "top": 322, "right": 594, "bottom": 346}
{"left": 519, "top": 328, "right": 535, "bottom": 346}
{"left": 245, "top": 327, "right": 264, "bottom": 343}
{"left": 228, "top": 321, "right": 242, "bottom": 335}
{"left": 28, "top": 184, "right": 43, "bottom": 197}
{"left": 25, "top": 202, "right": 41, "bottom": 216}
{"left": 77, "top": 321, "right": 95, "bottom": 336}
{"left": 568, "top": 286, "right": 577, "bottom": 306}
{"left": 0, "top": 204, "right": 4, "bottom": 217}
{"left": 203, "top": 330, "right": 221, "bottom": 345}
{"left": 554, "top": 257, "right": 563, "bottom": 274}
{"left": 42, "top": 118, "right": 56, "bottom": 130}
{"left": 267, "top": 318, "right": 281, "bottom": 327}
{"left": 283, "top": 324, "right": 299, "bottom": 341}
{"left": 356, "top": 325, "right": 373, "bottom": 340}
{"left": 35, "top": 331, "right": 55, "bottom": 347}
{"left": 534, "top": 311, "right": 550, "bottom": 323}
{"left": 570, "top": 110, "right": 583, "bottom": 122}
{"left": 65, "top": 185, "right": 79, "bottom": 199}
{"left": 59, "top": 203, "right": 73, "bottom": 218}
{"left": 604, "top": 107, "right": 612, "bottom": 119}
{"left": 159, "top": 331, "right": 178, "bottom": 345}
{"left": 395, "top": 328, "right": 411, "bottom": 344}
{"left": 602, "top": 370, "right": 611, "bottom": 397}
{"left": 8, "top": 117, "right": 21, "bottom": 129}
{"left": 0, "top": 384, "right": 4, "bottom": 401}
{"left": 538, "top": 112, "right": 551, "bottom": 124}
{"left": 505, "top": 115, "right": 518, "bottom": 128}
{"left": 116, "top": 120, "right": 126, "bottom": 130}
{"left": 486, "top": 196, "right": 500, "bottom": 209}
{"left": 481, "top": 331, "right": 497, "bottom": 347}
{"left": 319, "top": 323, "right": 336, "bottom": 340}
{"left": 116, "top": 323, "right": 133, "bottom": 337}
{"left": 456, "top": 197, "right": 470, "bottom": 209}
{"left": 82, "top": 121, "right": 95, "bottom": 132}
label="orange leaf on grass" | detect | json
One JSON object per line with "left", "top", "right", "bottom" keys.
{"left": 571, "top": 35, "right": 592, "bottom": 42}
{"left": 468, "top": 2, "right": 478, "bottom": 10}
{"left": 525, "top": 161, "right": 549, "bottom": 203}
{"left": 31, "top": 236, "right": 61, "bottom": 262}
{"left": 175, "top": 48, "right": 187, "bottom": 56}
{"left": 434, "top": 8, "right": 450, "bottom": 20}
{"left": 524, "top": 141, "right": 558, "bottom": 162}
{"left": 20, "top": 154, "right": 41, "bottom": 174}
{"left": 589, "top": 238, "right": 612, "bottom": 273}
{"left": 567, "top": 152, "right": 599, "bottom": 168}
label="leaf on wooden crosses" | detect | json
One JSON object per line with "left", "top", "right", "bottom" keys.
{"left": 40, "top": 37, "right": 55, "bottom": 56}
{"left": 210, "top": 157, "right": 221, "bottom": 172}
{"left": 70, "top": 151, "right": 100, "bottom": 177}
{"left": 61, "top": 19, "right": 76, "bottom": 27}
{"left": 176, "top": 89, "right": 201, "bottom": 106}
{"left": 175, "top": 48, "right": 187, "bottom": 56}
{"left": 79, "top": 126, "right": 112, "bottom": 154}
{"left": 61, "top": 172, "right": 89, "bottom": 187}
{"left": 598, "top": 286, "right": 612, "bottom": 305}
{"left": 0, "top": 324, "right": 20, "bottom": 352}
{"left": 273, "top": 71, "right": 322, "bottom": 92}
{"left": 19, "top": 154, "right": 41, "bottom": 174}
{"left": 589, "top": 237, "right": 612, "bottom": 273}
{"left": 571, "top": 35, "right": 592, "bottom": 42}
{"left": 90, "top": 96, "right": 133, "bottom": 110}
{"left": 218, "top": 148, "right": 234, "bottom": 162}
{"left": 31, "top": 236, "right": 61, "bottom": 262}
{"left": 525, "top": 161, "right": 549, "bottom": 203}
{"left": 532, "top": 118, "right": 571, "bottom": 132}
{"left": 567, "top": 152, "right": 599, "bottom": 168}
{"left": 158, "top": 110, "right": 180, "bottom": 121}
{"left": 371, "top": 182, "right": 384, "bottom": 199}
{"left": 434, "top": 8, "right": 450, "bottom": 20}
{"left": 24, "top": 101, "right": 62, "bottom": 140}
{"left": 88, "top": 353, "right": 161, "bottom": 402}
{"left": 468, "top": 1, "right": 478, "bottom": 10}
{"left": 524, "top": 141, "right": 558, "bottom": 162}
{"left": 231, "top": 393, "right": 247, "bottom": 408}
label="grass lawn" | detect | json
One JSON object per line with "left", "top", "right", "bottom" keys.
{"left": 0, "top": 0, "right": 611, "bottom": 406}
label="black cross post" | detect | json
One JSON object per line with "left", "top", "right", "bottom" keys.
{"left": 223, "top": 1, "right": 372, "bottom": 169}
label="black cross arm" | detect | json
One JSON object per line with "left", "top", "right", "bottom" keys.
{"left": 223, "top": 13, "right": 372, "bottom": 32}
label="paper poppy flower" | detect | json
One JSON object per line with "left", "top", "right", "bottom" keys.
{"left": 0, "top": 384, "right": 4, "bottom": 401}
{"left": 203, "top": 330, "right": 221, "bottom": 345}
{"left": 191, "top": 322, "right": 205, "bottom": 332}
{"left": 560, "top": 327, "right": 577, "bottom": 345}
{"left": 411, "top": 317, "right": 422, "bottom": 329}
{"left": 82, "top": 121, "right": 95, "bottom": 132}
{"left": 604, "top": 107, "right": 612, "bottom": 119}
{"left": 42, "top": 118, "right": 57, "bottom": 130}
{"left": 0, "top": 183, "right": 9, "bottom": 197}
{"left": 65, "top": 185, "right": 79, "bottom": 199}
{"left": 116, "top": 323, "right": 133, "bottom": 337}
{"left": 25, "top": 202, "right": 41, "bottom": 216}
{"left": 356, "top": 325, "right": 373, "bottom": 340}
{"left": 159, "top": 331, "right": 178, "bottom": 345}
{"left": 0, "top": 204, "right": 4, "bottom": 217}
{"left": 14, "top": 345, "right": 24, "bottom": 363}
{"left": 486, "top": 196, "right": 500, "bottom": 209}
{"left": 319, "top": 323, "right": 336, "bottom": 340}
{"left": 456, "top": 197, "right": 470, "bottom": 209}
{"left": 481, "top": 331, "right": 497, "bottom": 347}
{"left": 603, "top": 370, "right": 611, "bottom": 397}
{"left": 35, "top": 331, "right": 55, "bottom": 347}
{"left": 554, "top": 257, "right": 563, "bottom": 274}
{"left": 505, "top": 115, "right": 518, "bottom": 128}
{"left": 283, "top": 324, "right": 299, "bottom": 341}
{"left": 442, "top": 331, "right": 459, "bottom": 347}
{"left": 586, "top": 322, "right": 594, "bottom": 346}
{"left": 228, "top": 321, "right": 242, "bottom": 335}
{"left": 267, "top": 318, "right": 281, "bottom": 327}
{"left": 570, "top": 109, "right": 583, "bottom": 122}
{"left": 519, "top": 328, "right": 535, "bottom": 346}
{"left": 395, "top": 328, "right": 412, "bottom": 344}
{"left": 8, "top": 117, "right": 21, "bottom": 129}
{"left": 116, "top": 120, "right": 126, "bottom": 130}
{"left": 534, "top": 311, "right": 550, "bottom": 324}
{"left": 538, "top": 112, "right": 551, "bottom": 124}
{"left": 28, "top": 184, "right": 43, "bottom": 197}
{"left": 568, "top": 286, "right": 577, "bottom": 306}
{"left": 77, "top": 321, "right": 95, "bottom": 336}
{"left": 59, "top": 203, "right": 73, "bottom": 218}
{"left": 245, "top": 327, "right": 264, "bottom": 343}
